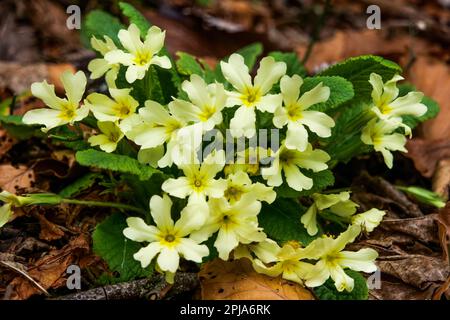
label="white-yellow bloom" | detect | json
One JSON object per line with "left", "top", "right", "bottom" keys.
{"left": 220, "top": 54, "right": 286, "bottom": 138}
{"left": 24, "top": 71, "right": 89, "bottom": 132}
{"left": 274, "top": 75, "right": 334, "bottom": 151}
{"left": 85, "top": 88, "right": 139, "bottom": 133}
{"left": 234, "top": 238, "right": 280, "bottom": 264}
{"left": 126, "top": 100, "right": 195, "bottom": 168}
{"left": 252, "top": 243, "right": 315, "bottom": 285}
{"left": 304, "top": 225, "right": 378, "bottom": 292}
{"left": 170, "top": 74, "right": 227, "bottom": 131}
{"left": 301, "top": 192, "right": 358, "bottom": 236}
{"left": 105, "top": 24, "right": 171, "bottom": 83}
{"left": 224, "top": 146, "right": 271, "bottom": 176}
{"left": 162, "top": 150, "right": 227, "bottom": 209}
{"left": 190, "top": 194, "right": 266, "bottom": 260}
{"left": 261, "top": 143, "right": 330, "bottom": 192}
{"left": 88, "top": 36, "right": 119, "bottom": 88}
{"left": 369, "top": 73, "right": 427, "bottom": 128}
{"left": 361, "top": 119, "right": 407, "bottom": 169}
{"left": 224, "top": 171, "right": 276, "bottom": 204}
{"left": 351, "top": 208, "right": 386, "bottom": 233}
{"left": 88, "top": 121, "right": 124, "bottom": 153}
{"left": 123, "top": 194, "right": 209, "bottom": 283}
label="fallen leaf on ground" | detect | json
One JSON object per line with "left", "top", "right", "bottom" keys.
{"left": 199, "top": 258, "right": 315, "bottom": 300}
{"left": 8, "top": 234, "right": 90, "bottom": 300}
{"left": 0, "top": 164, "right": 35, "bottom": 194}
{"left": 0, "top": 62, "right": 75, "bottom": 94}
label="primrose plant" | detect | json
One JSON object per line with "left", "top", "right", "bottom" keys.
{"left": 0, "top": 3, "right": 439, "bottom": 299}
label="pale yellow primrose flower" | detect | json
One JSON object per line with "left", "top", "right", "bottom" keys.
{"left": 190, "top": 194, "right": 266, "bottom": 260}
{"left": 274, "top": 75, "right": 335, "bottom": 152}
{"left": 224, "top": 146, "right": 271, "bottom": 176}
{"left": 351, "top": 208, "right": 386, "bottom": 233}
{"left": 162, "top": 150, "right": 227, "bottom": 209}
{"left": 88, "top": 36, "right": 119, "bottom": 88}
{"left": 301, "top": 192, "right": 359, "bottom": 236}
{"left": 88, "top": 121, "right": 124, "bottom": 153}
{"left": 224, "top": 171, "right": 276, "bottom": 204}
{"left": 261, "top": 143, "right": 330, "bottom": 192}
{"left": 220, "top": 54, "right": 286, "bottom": 138}
{"left": 126, "top": 100, "right": 201, "bottom": 168}
{"left": 304, "top": 225, "right": 378, "bottom": 292}
{"left": 252, "top": 243, "right": 315, "bottom": 285}
{"left": 85, "top": 88, "right": 139, "bottom": 133}
{"left": 170, "top": 74, "right": 227, "bottom": 132}
{"left": 24, "top": 71, "right": 89, "bottom": 132}
{"left": 123, "top": 194, "right": 209, "bottom": 283}
{"left": 105, "top": 24, "right": 171, "bottom": 83}
{"left": 369, "top": 73, "right": 427, "bottom": 132}
{"left": 361, "top": 119, "right": 407, "bottom": 169}
{"left": 233, "top": 238, "right": 280, "bottom": 264}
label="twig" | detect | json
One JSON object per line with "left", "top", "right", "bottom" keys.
{"left": 0, "top": 260, "right": 50, "bottom": 297}
{"left": 53, "top": 272, "right": 198, "bottom": 300}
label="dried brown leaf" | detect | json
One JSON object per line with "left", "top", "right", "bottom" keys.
{"left": 0, "top": 164, "right": 35, "bottom": 194}
{"left": 199, "top": 258, "right": 315, "bottom": 300}
{"left": 8, "top": 234, "right": 90, "bottom": 300}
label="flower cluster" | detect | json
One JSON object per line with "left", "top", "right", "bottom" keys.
{"left": 17, "top": 22, "right": 429, "bottom": 292}
{"left": 361, "top": 73, "right": 427, "bottom": 168}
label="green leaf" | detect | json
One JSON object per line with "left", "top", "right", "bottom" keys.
{"left": 59, "top": 173, "right": 103, "bottom": 198}
{"left": 397, "top": 185, "right": 445, "bottom": 208}
{"left": 76, "top": 149, "right": 159, "bottom": 181}
{"left": 268, "top": 51, "right": 307, "bottom": 77}
{"left": 93, "top": 213, "right": 153, "bottom": 282}
{"left": 302, "top": 76, "right": 354, "bottom": 112}
{"left": 80, "top": 10, "right": 124, "bottom": 48}
{"left": 398, "top": 84, "right": 440, "bottom": 129}
{"left": 275, "top": 170, "right": 335, "bottom": 198}
{"left": 319, "top": 55, "right": 401, "bottom": 100}
{"left": 119, "top": 2, "right": 150, "bottom": 35}
{"left": 259, "top": 198, "right": 319, "bottom": 246}
{"left": 236, "top": 43, "right": 263, "bottom": 70}
{"left": 176, "top": 52, "right": 204, "bottom": 76}
{"left": 121, "top": 173, "right": 166, "bottom": 211}
{"left": 0, "top": 115, "right": 44, "bottom": 140}
{"left": 313, "top": 270, "right": 369, "bottom": 300}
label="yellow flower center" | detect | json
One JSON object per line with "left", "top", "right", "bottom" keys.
{"left": 194, "top": 180, "right": 202, "bottom": 188}
{"left": 134, "top": 51, "right": 152, "bottom": 66}
{"left": 378, "top": 102, "right": 392, "bottom": 115}
{"left": 59, "top": 103, "right": 77, "bottom": 121}
{"left": 224, "top": 186, "right": 245, "bottom": 202}
{"left": 114, "top": 102, "right": 132, "bottom": 118}
{"left": 165, "top": 234, "right": 175, "bottom": 242}
{"left": 279, "top": 149, "right": 297, "bottom": 165}
{"left": 242, "top": 87, "right": 261, "bottom": 107}
{"left": 198, "top": 106, "right": 216, "bottom": 122}
{"left": 286, "top": 104, "right": 303, "bottom": 121}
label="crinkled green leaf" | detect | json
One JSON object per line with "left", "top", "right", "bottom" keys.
{"left": 93, "top": 213, "right": 153, "bottom": 282}
{"left": 0, "top": 115, "right": 44, "bottom": 140}
{"left": 119, "top": 2, "right": 150, "bottom": 35}
{"left": 259, "top": 198, "right": 320, "bottom": 246}
{"left": 76, "top": 149, "right": 159, "bottom": 181}
{"left": 313, "top": 270, "right": 369, "bottom": 300}
{"left": 302, "top": 76, "right": 354, "bottom": 112}
{"left": 59, "top": 173, "right": 103, "bottom": 198}
{"left": 269, "top": 51, "right": 307, "bottom": 77}
{"left": 319, "top": 55, "right": 401, "bottom": 100}
{"left": 236, "top": 42, "right": 263, "bottom": 70}
{"left": 176, "top": 52, "right": 204, "bottom": 76}
{"left": 80, "top": 10, "right": 124, "bottom": 48}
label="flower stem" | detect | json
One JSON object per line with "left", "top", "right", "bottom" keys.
{"left": 60, "top": 199, "right": 147, "bottom": 215}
